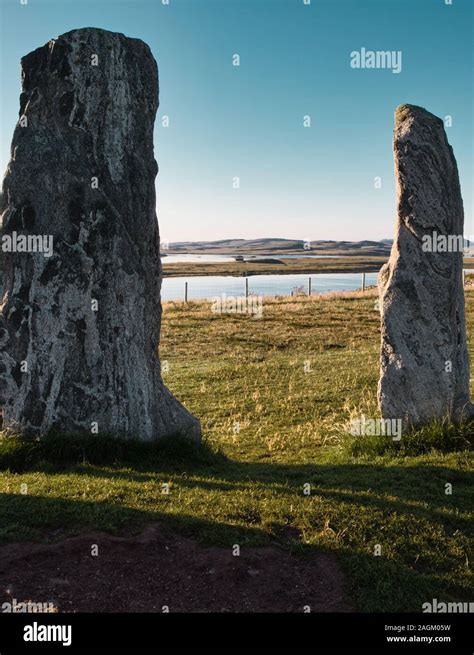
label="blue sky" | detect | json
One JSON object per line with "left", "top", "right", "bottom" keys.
{"left": 0, "top": 0, "right": 472, "bottom": 242}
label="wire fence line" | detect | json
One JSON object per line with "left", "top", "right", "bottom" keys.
{"left": 162, "top": 272, "right": 380, "bottom": 303}
{"left": 2, "top": 270, "right": 470, "bottom": 304}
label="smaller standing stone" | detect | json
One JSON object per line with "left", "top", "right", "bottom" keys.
{"left": 378, "top": 104, "right": 472, "bottom": 427}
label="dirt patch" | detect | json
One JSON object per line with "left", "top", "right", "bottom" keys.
{"left": 0, "top": 524, "right": 354, "bottom": 612}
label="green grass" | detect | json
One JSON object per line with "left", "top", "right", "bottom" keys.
{"left": 0, "top": 289, "right": 473, "bottom": 612}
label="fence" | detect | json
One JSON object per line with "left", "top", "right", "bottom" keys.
{"left": 162, "top": 272, "right": 379, "bottom": 303}
{"left": 1, "top": 270, "right": 470, "bottom": 305}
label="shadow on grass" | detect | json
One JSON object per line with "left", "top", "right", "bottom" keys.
{"left": 0, "top": 492, "right": 470, "bottom": 613}
{"left": 0, "top": 434, "right": 471, "bottom": 528}
{"left": 36, "top": 459, "right": 472, "bottom": 527}
{"left": 0, "top": 491, "right": 265, "bottom": 547}
{"left": 0, "top": 431, "right": 225, "bottom": 472}
{"left": 0, "top": 434, "right": 472, "bottom": 611}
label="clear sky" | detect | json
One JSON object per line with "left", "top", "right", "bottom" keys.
{"left": 0, "top": 0, "right": 472, "bottom": 242}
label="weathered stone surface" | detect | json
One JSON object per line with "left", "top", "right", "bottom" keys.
{"left": 378, "top": 104, "right": 472, "bottom": 427}
{"left": 0, "top": 28, "right": 200, "bottom": 441}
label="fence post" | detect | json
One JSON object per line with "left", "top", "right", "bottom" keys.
{"left": 245, "top": 277, "right": 249, "bottom": 298}
{"left": 362, "top": 273, "right": 366, "bottom": 292}
{"left": 308, "top": 277, "right": 312, "bottom": 296}
{"left": 184, "top": 281, "right": 188, "bottom": 303}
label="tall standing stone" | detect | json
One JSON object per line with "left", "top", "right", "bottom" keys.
{"left": 0, "top": 28, "right": 201, "bottom": 442}
{"left": 378, "top": 104, "right": 472, "bottom": 427}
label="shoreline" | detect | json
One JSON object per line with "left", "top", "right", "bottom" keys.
{"left": 162, "top": 256, "right": 474, "bottom": 278}
{"left": 162, "top": 256, "right": 387, "bottom": 278}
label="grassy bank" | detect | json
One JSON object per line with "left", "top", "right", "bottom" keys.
{"left": 162, "top": 256, "right": 474, "bottom": 277}
{"left": 0, "top": 290, "right": 473, "bottom": 612}
{"left": 162, "top": 256, "right": 386, "bottom": 277}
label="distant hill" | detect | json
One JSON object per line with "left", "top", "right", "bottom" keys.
{"left": 165, "top": 238, "right": 394, "bottom": 257}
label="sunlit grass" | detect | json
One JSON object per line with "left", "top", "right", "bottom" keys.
{"left": 0, "top": 289, "right": 473, "bottom": 612}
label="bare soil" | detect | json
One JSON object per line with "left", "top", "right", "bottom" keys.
{"left": 0, "top": 524, "right": 354, "bottom": 613}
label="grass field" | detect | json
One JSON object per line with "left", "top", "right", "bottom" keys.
{"left": 0, "top": 290, "right": 473, "bottom": 612}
